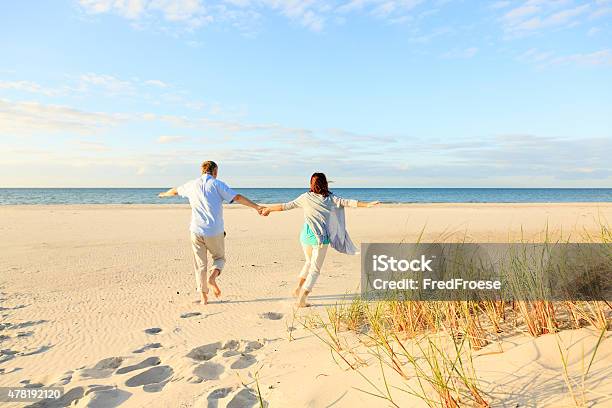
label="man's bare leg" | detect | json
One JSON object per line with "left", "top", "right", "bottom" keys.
{"left": 208, "top": 269, "right": 222, "bottom": 298}
{"left": 296, "top": 289, "right": 311, "bottom": 308}
{"left": 200, "top": 290, "right": 209, "bottom": 305}
{"left": 293, "top": 278, "right": 306, "bottom": 297}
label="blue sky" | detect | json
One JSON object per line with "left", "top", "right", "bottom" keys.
{"left": 1, "top": 0, "right": 611, "bottom": 187}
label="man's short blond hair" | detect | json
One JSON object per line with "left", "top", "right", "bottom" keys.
{"left": 201, "top": 160, "right": 218, "bottom": 175}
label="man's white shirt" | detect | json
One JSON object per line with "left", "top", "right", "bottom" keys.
{"left": 177, "top": 174, "right": 237, "bottom": 237}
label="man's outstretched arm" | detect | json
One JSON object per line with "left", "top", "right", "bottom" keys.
{"left": 232, "top": 194, "right": 263, "bottom": 213}
{"left": 158, "top": 188, "right": 178, "bottom": 198}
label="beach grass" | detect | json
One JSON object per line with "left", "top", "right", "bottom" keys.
{"left": 307, "top": 224, "right": 611, "bottom": 407}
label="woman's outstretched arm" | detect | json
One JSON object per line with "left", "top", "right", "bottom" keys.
{"left": 261, "top": 204, "right": 283, "bottom": 216}
{"left": 357, "top": 200, "right": 380, "bottom": 208}
{"left": 261, "top": 195, "right": 302, "bottom": 216}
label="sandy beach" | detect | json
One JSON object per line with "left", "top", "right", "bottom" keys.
{"left": 1, "top": 203, "right": 611, "bottom": 407}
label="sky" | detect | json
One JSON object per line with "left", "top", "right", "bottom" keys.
{"left": 0, "top": 0, "right": 611, "bottom": 188}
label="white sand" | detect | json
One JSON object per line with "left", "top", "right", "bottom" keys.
{"left": 0, "top": 204, "right": 611, "bottom": 407}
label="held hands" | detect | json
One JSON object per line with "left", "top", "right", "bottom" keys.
{"left": 256, "top": 206, "right": 271, "bottom": 216}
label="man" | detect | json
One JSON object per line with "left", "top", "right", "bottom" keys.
{"left": 159, "top": 161, "right": 263, "bottom": 304}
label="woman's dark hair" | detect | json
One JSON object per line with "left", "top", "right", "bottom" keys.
{"left": 310, "top": 172, "right": 331, "bottom": 197}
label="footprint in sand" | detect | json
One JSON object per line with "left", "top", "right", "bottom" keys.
{"left": 243, "top": 340, "right": 263, "bottom": 353}
{"left": 180, "top": 312, "right": 202, "bottom": 319}
{"left": 132, "top": 343, "right": 162, "bottom": 354}
{"left": 207, "top": 387, "right": 234, "bottom": 408}
{"left": 222, "top": 339, "right": 239, "bottom": 350}
{"left": 227, "top": 388, "right": 267, "bottom": 408}
{"left": 222, "top": 350, "right": 240, "bottom": 357}
{"left": 20, "top": 380, "right": 44, "bottom": 388}
{"left": 144, "top": 327, "right": 162, "bottom": 335}
{"left": 79, "top": 357, "right": 124, "bottom": 379}
{"left": 230, "top": 354, "right": 256, "bottom": 369}
{"left": 20, "top": 345, "right": 52, "bottom": 356}
{"left": 0, "top": 304, "right": 26, "bottom": 311}
{"left": 221, "top": 339, "right": 240, "bottom": 357}
{"left": 0, "top": 349, "right": 17, "bottom": 364}
{"left": 53, "top": 371, "right": 73, "bottom": 386}
{"left": 0, "top": 367, "right": 22, "bottom": 375}
{"left": 186, "top": 342, "right": 222, "bottom": 362}
{"left": 82, "top": 385, "right": 131, "bottom": 407}
{"left": 1, "top": 320, "right": 47, "bottom": 330}
{"left": 116, "top": 356, "right": 161, "bottom": 374}
{"left": 125, "top": 366, "right": 173, "bottom": 392}
{"left": 190, "top": 361, "right": 225, "bottom": 383}
{"left": 260, "top": 312, "right": 283, "bottom": 320}
{"left": 0, "top": 346, "right": 51, "bottom": 365}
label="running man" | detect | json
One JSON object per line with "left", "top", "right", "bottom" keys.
{"left": 159, "top": 161, "right": 263, "bottom": 304}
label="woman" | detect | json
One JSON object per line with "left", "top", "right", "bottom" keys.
{"left": 261, "top": 173, "right": 379, "bottom": 307}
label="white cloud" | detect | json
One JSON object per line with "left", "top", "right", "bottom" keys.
{"left": 491, "top": 1, "right": 511, "bottom": 9}
{"left": 499, "top": 1, "right": 604, "bottom": 36}
{"left": 519, "top": 47, "right": 612, "bottom": 67}
{"left": 5, "top": 131, "right": 611, "bottom": 187}
{"left": 591, "top": 6, "right": 612, "bottom": 17}
{"left": 79, "top": 73, "right": 135, "bottom": 95}
{"left": 518, "top": 47, "right": 555, "bottom": 63}
{"left": 79, "top": 0, "right": 211, "bottom": 27}
{"left": 546, "top": 4, "right": 591, "bottom": 25}
{"left": 1, "top": 89, "right": 610, "bottom": 186}
{"left": 144, "top": 79, "right": 169, "bottom": 88}
{"left": 504, "top": 4, "right": 541, "bottom": 20}
{"left": 0, "top": 80, "right": 64, "bottom": 96}
{"left": 551, "top": 48, "right": 612, "bottom": 65}
{"left": 0, "top": 98, "right": 121, "bottom": 135}
{"left": 0, "top": 74, "right": 177, "bottom": 99}
{"left": 587, "top": 26, "right": 601, "bottom": 35}
{"left": 337, "top": 0, "right": 423, "bottom": 14}
{"left": 408, "top": 25, "right": 452, "bottom": 43}
{"left": 157, "top": 135, "right": 187, "bottom": 143}
{"left": 73, "top": 140, "right": 111, "bottom": 151}
{"left": 441, "top": 47, "right": 478, "bottom": 59}
{"left": 78, "top": 0, "right": 443, "bottom": 32}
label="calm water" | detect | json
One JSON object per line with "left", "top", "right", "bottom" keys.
{"left": 1, "top": 188, "right": 612, "bottom": 205}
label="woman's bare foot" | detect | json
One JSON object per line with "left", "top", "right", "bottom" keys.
{"left": 293, "top": 278, "right": 306, "bottom": 297}
{"left": 208, "top": 269, "right": 221, "bottom": 298}
{"left": 296, "top": 290, "right": 311, "bottom": 307}
{"left": 200, "top": 291, "right": 208, "bottom": 305}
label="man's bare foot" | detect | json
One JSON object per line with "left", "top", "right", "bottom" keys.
{"left": 208, "top": 270, "right": 221, "bottom": 298}
{"left": 200, "top": 291, "right": 208, "bottom": 305}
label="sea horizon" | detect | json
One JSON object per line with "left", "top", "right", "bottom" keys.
{"left": 2, "top": 187, "right": 612, "bottom": 205}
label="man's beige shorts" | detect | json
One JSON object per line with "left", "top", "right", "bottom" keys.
{"left": 190, "top": 232, "right": 225, "bottom": 293}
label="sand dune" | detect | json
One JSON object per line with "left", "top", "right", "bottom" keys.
{"left": 0, "top": 204, "right": 611, "bottom": 407}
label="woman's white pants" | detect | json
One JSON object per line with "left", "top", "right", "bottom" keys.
{"left": 299, "top": 244, "right": 329, "bottom": 292}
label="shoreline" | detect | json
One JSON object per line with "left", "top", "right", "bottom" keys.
{"left": 2, "top": 201, "right": 612, "bottom": 208}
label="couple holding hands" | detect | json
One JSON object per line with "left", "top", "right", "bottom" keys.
{"left": 159, "top": 160, "right": 379, "bottom": 307}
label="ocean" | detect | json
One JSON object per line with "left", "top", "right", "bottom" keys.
{"left": 1, "top": 188, "right": 612, "bottom": 205}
